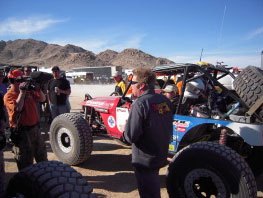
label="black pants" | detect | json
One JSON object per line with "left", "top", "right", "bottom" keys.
{"left": 134, "top": 166, "right": 161, "bottom": 198}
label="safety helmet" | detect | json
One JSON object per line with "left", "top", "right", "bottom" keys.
{"left": 7, "top": 69, "right": 23, "bottom": 79}
{"left": 196, "top": 61, "right": 214, "bottom": 68}
{"left": 184, "top": 78, "right": 205, "bottom": 98}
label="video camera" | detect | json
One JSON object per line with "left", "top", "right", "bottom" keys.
{"left": 17, "top": 77, "right": 38, "bottom": 91}
{"left": 18, "top": 71, "right": 53, "bottom": 91}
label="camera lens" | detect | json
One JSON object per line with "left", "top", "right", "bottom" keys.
{"left": 15, "top": 79, "right": 24, "bottom": 83}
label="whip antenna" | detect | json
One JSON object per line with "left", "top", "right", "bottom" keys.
{"left": 199, "top": 48, "right": 204, "bottom": 61}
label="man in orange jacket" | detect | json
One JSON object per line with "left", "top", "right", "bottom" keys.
{"left": 4, "top": 69, "right": 48, "bottom": 170}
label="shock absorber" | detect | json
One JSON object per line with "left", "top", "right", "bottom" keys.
{"left": 219, "top": 128, "right": 227, "bottom": 145}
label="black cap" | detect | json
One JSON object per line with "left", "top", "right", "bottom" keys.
{"left": 51, "top": 66, "right": 60, "bottom": 71}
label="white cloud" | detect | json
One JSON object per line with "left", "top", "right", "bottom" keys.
{"left": 168, "top": 54, "right": 261, "bottom": 68}
{"left": 50, "top": 34, "right": 145, "bottom": 53}
{"left": 247, "top": 26, "right": 263, "bottom": 40}
{"left": 0, "top": 17, "right": 65, "bottom": 35}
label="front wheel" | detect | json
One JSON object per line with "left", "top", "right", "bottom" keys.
{"left": 166, "top": 141, "right": 257, "bottom": 198}
{"left": 50, "top": 113, "right": 93, "bottom": 165}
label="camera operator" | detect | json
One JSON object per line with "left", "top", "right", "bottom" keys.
{"left": 22, "top": 65, "right": 32, "bottom": 77}
{"left": 3, "top": 69, "right": 48, "bottom": 171}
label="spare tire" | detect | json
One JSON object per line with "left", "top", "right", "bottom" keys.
{"left": 6, "top": 160, "right": 94, "bottom": 198}
{"left": 233, "top": 66, "right": 263, "bottom": 118}
{"left": 50, "top": 113, "right": 93, "bottom": 165}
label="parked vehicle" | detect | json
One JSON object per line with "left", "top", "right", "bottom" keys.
{"left": 50, "top": 63, "right": 263, "bottom": 197}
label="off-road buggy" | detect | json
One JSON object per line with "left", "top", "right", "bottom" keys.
{"left": 50, "top": 63, "right": 263, "bottom": 197}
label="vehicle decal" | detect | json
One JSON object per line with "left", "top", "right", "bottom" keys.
{"left": 108, "top": 116, "right": 116, "bottom": 128}
{"left": 169, "top": 144, "right": 175, "bottom": 151}
{"left": 170, "top": 115, "right": 263, "bottom": 153}
{"left": 173, "top": 119, "right": 190, "bottom": 132}
{"left": 116, "top": 107, "right": 129, "bottom": 132}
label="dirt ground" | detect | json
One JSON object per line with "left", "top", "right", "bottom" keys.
{"left": 3, "top": 84, "right": 263, "bottom": 197}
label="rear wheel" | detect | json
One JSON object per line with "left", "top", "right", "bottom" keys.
{"left": 50, "top": 113, "right": 93, "bottom": 165}
{"left": 6, "top": 160, "right": 94, "bottom": 198}
{"left": 166, "top": 141, "right": 257, "bottom": 198}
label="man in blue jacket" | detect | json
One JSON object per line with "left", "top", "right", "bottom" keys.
{"left": 124, "top": 67, "right": 173, "bottom": 198}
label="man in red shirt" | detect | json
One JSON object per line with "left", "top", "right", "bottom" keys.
{"left": 4, "top": 69, "right": 48, "bottom": 170}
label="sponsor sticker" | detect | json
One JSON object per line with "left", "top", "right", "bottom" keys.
{"left": 169, "top": 144, "right": 175, "bottom": 151}
{"left": 108, "top": 116, "right": 116, "bottom": 128}
{"left": 173, "top": 119, "right": 190, "bottom": 132}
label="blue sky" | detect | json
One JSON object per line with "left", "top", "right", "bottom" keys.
{"left": 0, "top": 0, "right": 262, "bottom": 67}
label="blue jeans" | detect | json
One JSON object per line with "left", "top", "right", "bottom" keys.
{"left": 50, "top": 103, "right": 69, "bottom": 119}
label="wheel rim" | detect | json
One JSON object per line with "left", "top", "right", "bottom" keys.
{"left": 184, "top": 168, "right": 227, "bottom": 197}
{"left": 57, "top": 127, "right": 74, "bottom": 153}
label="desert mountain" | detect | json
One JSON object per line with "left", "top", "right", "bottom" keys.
{"left": 0, "top": 39, "right": 174, "bottom": 70}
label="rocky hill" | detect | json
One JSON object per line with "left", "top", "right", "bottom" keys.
{"left": 0, "top": 39, "right": 174, "bottom": 70}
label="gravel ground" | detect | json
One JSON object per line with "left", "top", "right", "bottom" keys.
{"left": 3, "top": 84, "right": 263, "bottom": 197}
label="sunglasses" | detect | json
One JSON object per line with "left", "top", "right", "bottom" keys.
{"left": 131, "top": 81, "right": 139, "bottom": 85}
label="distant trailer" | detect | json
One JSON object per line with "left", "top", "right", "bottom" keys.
{"left": 66, "top": 71, "right": 94, "bottom": 84}
{"left": 71, "top": 65, "right": 122, "bottom": 78}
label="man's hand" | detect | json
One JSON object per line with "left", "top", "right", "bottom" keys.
{"left": 19, "top": 82, "right": 29, "bottom": 92}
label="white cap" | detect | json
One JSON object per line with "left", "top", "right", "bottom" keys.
{"left": 163, "top": 84, "right": 177, "bottom": 93}
{"left": 112, "top": 71, "right": 122, "bottom": 77}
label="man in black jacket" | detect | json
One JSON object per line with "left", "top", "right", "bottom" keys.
{"left": 124, "top": 68, "right": 173, "bottom": 198}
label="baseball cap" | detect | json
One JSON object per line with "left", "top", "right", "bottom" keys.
{"left": 51, "top": 66, "right": 60, "bottom": 72}
{"left": 7, "top": 69, "right": 23, "bottom": 79}
{"left": 112, "top": 71, "right": 122, "bottom": 77}
{"left": 163, "top": 84, "right": 177, "bottom": 93}
{"left": 112, "top": 71, "right": 121, "bottom": 77}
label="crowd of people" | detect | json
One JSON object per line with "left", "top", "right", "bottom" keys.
{"left": 0, "top": 65, "right": 71, "bottom": 197}
{"left": 0, "top": 64, "right": 209, "bottom": 197}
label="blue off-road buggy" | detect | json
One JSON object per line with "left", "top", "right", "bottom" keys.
{"left": 153, "top": 64, "right": 263, "bottom": 197}
{"left": 49, "top": 63, "right": 263, "bottom": 197}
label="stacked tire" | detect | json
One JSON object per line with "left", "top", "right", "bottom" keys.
{"left": 233, "top": 66, "right": 263, "bottom": 119}
{"left": 6, "top": 161, "right": 95, "bottom": 198}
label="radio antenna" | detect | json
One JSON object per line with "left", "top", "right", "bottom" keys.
{"left": 199, "top": 48, "right": 204, "bottom": 61}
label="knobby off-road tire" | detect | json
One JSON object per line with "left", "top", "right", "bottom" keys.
{"left": 6, "top": 161, "right": 94, "bottom": 198}
{"left": 166, "top": 141, "right": 257, "bottom": 198}
{"left": 50, "top": 113, "right": 93, "bottom": 165}
{"left": 233, "top": 66, "right": 263, "bottom": 119}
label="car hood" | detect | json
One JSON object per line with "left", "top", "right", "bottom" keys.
{"left": 81, "top": 96, "right": 120, "bottom": 110}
